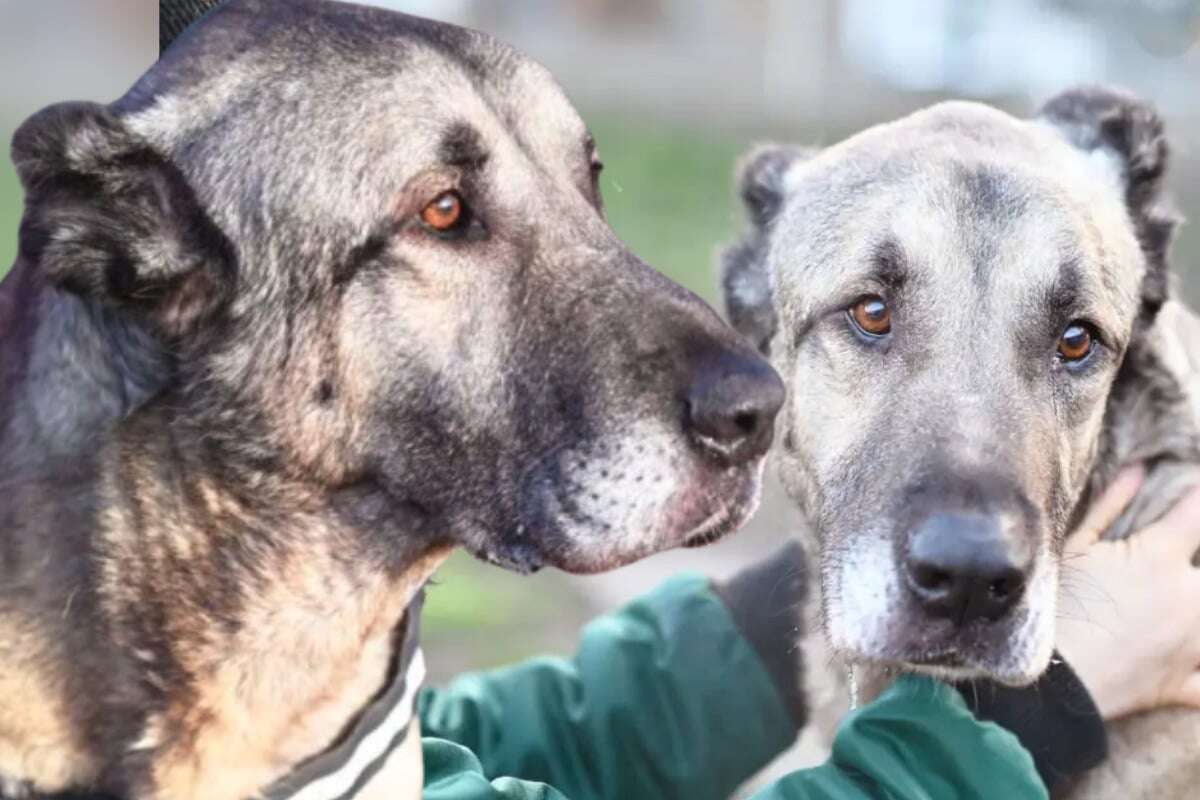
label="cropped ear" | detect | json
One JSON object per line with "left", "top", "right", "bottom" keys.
{"left": 12, "top": 102, "right": 235, "bottom": 338}
{"left": 720, "top": 144, "right": 812, "bottom": 354}
{"left": 1038, "top": 86, "right": 1179, "bottom": 326}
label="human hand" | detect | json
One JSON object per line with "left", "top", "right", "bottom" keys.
{"left": 1057, "top": 466, "right": 1200, "bottom": 720}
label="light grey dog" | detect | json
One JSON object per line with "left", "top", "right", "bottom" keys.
{"left": 721, "top": 86, "right": 1200, "bottom": 797}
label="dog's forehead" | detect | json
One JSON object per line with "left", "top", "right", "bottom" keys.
{"left": 118, "top": 0, "right": 588, "bottom": 238}
{"left": 122, "top": 0, "right": 586, "bottom": 171}
{"left": 771, "top": 101, "right": 1144, "bottom": 325}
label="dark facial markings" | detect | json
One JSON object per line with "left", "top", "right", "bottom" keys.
{"left": 584, "top": 133, "right": 604, "bottom": 208}
{"left": 872, "top": 239, "right": 909, "bottom": 290}
{"left": 1045, "top": 261, "right": 1110, "bottom": 373}
{"left": 331, "top": 232, "right": 388, "bottom": 287}
{"left": 439, "top": 122, "right": 490, "bottom": 171}
{"left": 824, "top": 240, "right": 906, "bottom": 349}
{"left": 954, "top": 165, "right": 1031, "bottom": 291}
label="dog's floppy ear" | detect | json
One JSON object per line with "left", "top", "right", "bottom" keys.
{"left": 12, "top": 102, "right": 235, "bottom": 338}
{"left": 720, "top": 145, "right": 812, "bottom": 354}
{"left": 1038, "top": 86, "right": 1178, "bottom": 326}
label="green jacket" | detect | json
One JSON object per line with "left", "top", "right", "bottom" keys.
{"left": 420, "top": 574, "right": 1048, "bottom": 800}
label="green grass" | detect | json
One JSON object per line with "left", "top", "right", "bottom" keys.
{"left": 0, "top": 123, "right": 19, "bottom": 277}
{"left": 588, "top": 113, "right": 744, "bottom": 304}
{"left": 421, "top": 552, "right": 592, "bottom": 683}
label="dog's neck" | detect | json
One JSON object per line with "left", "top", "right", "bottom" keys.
{"left": 96, "top": 401, "right": 451, "bottom": 799}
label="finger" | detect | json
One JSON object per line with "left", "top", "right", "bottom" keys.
{"left": 1171, "top": 671, "right": 1200, "bottom": 710}
{"left": 1141, "top": 483, "right": 1200, "bottom": 558}
{"left": 1065, "top": 464, "right": 1146, "bottom": 552}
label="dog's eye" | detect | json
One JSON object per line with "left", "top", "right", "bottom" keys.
{"left": 848, "top": 296, "right": 892, "bottom": 337}
{"left": 1057, "top": 322, "right": 1095, "bottom": 363}
{"left": 421, "top": 191, "right": 465, "bottom": 232}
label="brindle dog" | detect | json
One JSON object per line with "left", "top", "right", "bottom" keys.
{"left": 0, "top": 2, "right": 783, "bottom": 797}
{"left": 722, "top": 86, "right": 1200, "bottom": 797}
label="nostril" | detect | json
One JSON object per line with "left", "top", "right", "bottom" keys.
{"left": 988, "top": 570, "right": 1025, "bottom": 604}
{"left": 912, "top": 564, "right": 953, "bottom": 595}
{"left": 733, "top": 411, "right": 758, "bottom": 436}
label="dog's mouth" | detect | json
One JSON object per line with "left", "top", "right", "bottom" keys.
{"left": 501, "top": 436, "right": 766, "bottom": 575}
{"left": 905, "top": 651, "right": 965, "bottom": 668}
{"left": 682, "top": 474, "right": 761, "bottom": 548}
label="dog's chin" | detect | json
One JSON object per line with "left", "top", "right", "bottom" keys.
{"left": 896, "top": 655, "right": 1000, "bottom": 684}
{"left": 681, "top": 468, "right": 762, "bottom": 548}
{"left": 833, "top": 637, "right": 1050, "bottom": 688}
{"left": 509, "top": 457, "right": 765, "bottom": 576}
{"left": 904, "top": 657, "right": 1042, "bottom": 687}
{"left": 464, "top": 539, "right": 548, "bottom": 575}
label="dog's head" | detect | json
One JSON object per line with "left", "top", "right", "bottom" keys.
{"left": 12, "top": 0, "right": 782, "bottom": 574}
{"left": 722, "top": 87, "right": 1178, "bottom": 683}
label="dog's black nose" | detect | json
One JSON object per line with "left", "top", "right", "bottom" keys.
{"left": 904, "top": 513, "right": 1032, "bottom": 625}
{"left": 685, "top": 352, "right": 784, "bottom": 464}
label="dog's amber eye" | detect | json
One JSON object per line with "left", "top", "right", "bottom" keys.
{"left": 849, "top": 296, "right": 892, "bottom": 337}
{"left": 421, "top": 191, "right": 464, "bottom": 231}
{"left": 1058, "top": 322, "right": 1094, "bottom": 362}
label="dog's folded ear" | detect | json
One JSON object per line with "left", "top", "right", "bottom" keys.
{"left": 1038, "top": 86, "right": 1178, "bottom": 324}
{"left": 12, "top": 102, "right": 235, "bottom": 338}
{"left": 721, "top": 145, "right": 813, "bottom": 354}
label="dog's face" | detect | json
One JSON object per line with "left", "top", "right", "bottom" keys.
{"left": 13, "top": 0, "right": 782, "bottom": 574}
{"left": 723, "top": 88, "right": 1177, "bottom": 683}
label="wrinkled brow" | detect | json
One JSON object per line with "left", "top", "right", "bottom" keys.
{"left": 439, "top": 122, "right": 489, "bottom": 170}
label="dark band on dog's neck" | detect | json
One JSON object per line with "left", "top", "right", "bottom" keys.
{"left": 161, "top": 0, "right": 226, "bottom": 53}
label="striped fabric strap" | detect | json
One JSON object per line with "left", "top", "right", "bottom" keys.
{"left": 258, "top": 594, "right": 427, "bottom": 800}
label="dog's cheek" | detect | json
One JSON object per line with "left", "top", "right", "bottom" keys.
{"left": 1046, "top": 378, "right": 1115, "bottom": 536}
{"left": 1003, "top": 556, "right": 1058, "bottom": 682}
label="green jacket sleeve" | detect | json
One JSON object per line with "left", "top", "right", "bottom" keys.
{"left": 421, "top": 575, "right": 1048, "bottom": 800}
{"left": 420, "top": 573, "right": 798, "bottom": 800}
{"left": 748, "top": 676, "right": 1049, "bottom": 800}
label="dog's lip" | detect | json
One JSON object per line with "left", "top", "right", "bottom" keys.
{"left": 678, "top": 466, "right": 762, "bottom": 548}
{"left": 837, "top": 635, "right": 1037, "bottom": 685}
{"left": 904, "top": 651, "right": 965, "bottom": 668}
{"left": 682, "top": 503, "right": 741, "bottom": 547}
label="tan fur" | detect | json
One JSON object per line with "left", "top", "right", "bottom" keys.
{"left": 141, "top": 542, "right": 450, "bottom": 800}
{"left": 0, "top": 617, "right": 99, "bottom": 794}
{"left": 1072, "top": 709, "right": 1200, "bottom": 799}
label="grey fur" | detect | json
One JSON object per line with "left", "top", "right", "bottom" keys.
{"left": 723, "top": 86, "right": 1200, "bottom": 795}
